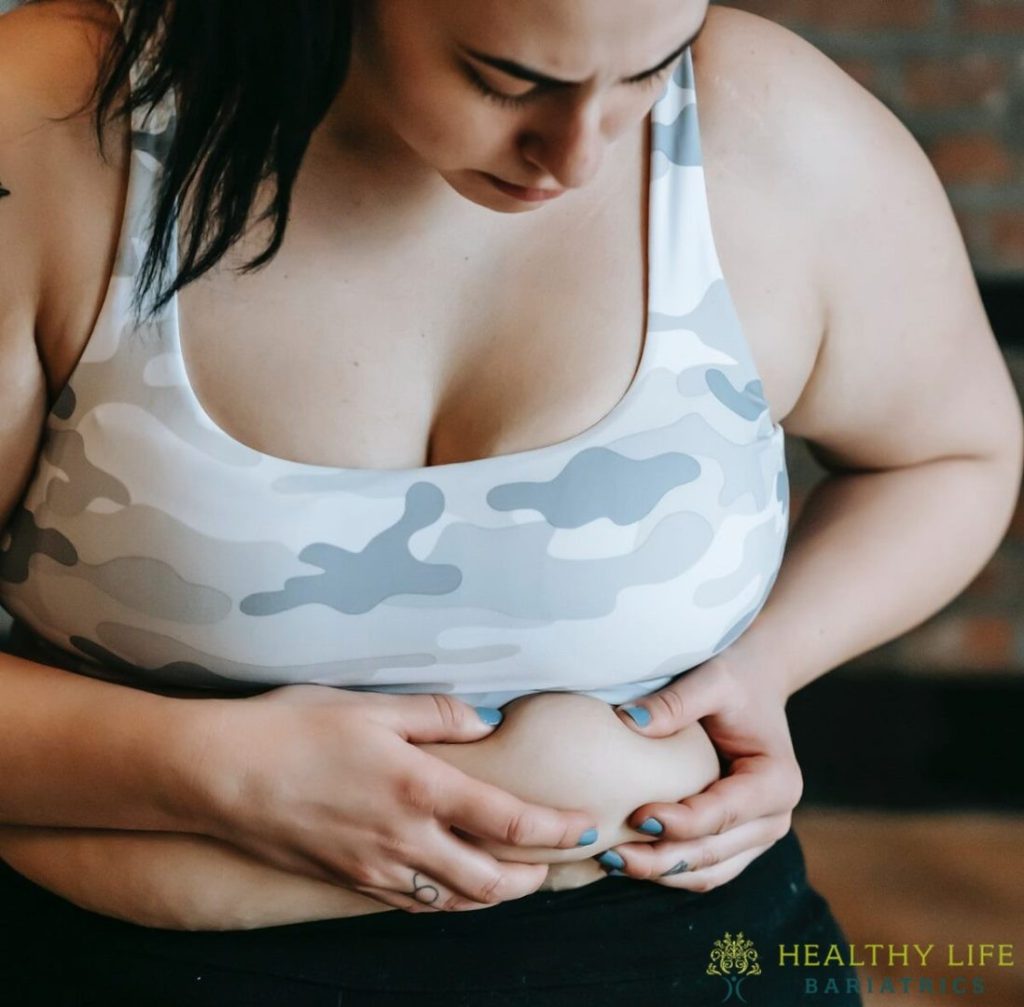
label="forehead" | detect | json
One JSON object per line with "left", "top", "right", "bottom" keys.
{"left": 430, "top": 0, "right": 707, "bottom": 71}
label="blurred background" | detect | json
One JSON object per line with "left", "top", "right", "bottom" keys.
{"left": 718, "top": 2, "right": 1024, "bottom": 1005}
{"left": 1, "top": 0, "right": 1020, "bottom": 1003}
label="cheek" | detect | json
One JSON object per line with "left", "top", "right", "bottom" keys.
{"left": 606, "top": 91, "right": 659, "bottom": 136}
{"left": 366, "top": 14, "right": 493, "bottom": 166}
{"left": 397, "top": 84, "right": 507, "bottom": 167}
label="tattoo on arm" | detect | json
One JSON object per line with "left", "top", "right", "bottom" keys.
{"left": 0, "top": 182, "right": 10, "bottom": 199}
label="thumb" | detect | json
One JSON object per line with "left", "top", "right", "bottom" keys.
{"left": 614, "top": 678, "right": 708, "bottom": 738}
{"left": 387, "top": 693, "right": 504, "bottom": 744}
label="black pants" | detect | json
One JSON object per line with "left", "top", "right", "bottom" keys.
{"left": 0, "top": 828, "right": 863, "bottom": 1006}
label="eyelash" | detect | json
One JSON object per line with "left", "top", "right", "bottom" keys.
{"left": 466, "top": 68, "right": 532, "bottom": 108}
{"left": 465, "top": 61, "right": 673, "bottom": 110}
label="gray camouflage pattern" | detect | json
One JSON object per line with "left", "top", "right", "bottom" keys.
{"left": 0, "top": 46, "right": 790, "bottom": 708}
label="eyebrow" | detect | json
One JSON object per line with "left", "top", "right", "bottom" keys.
{"left": 461, "top": 14, "right": 708, "bottom": 87}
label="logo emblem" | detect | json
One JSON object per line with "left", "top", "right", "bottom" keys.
{"left": 706, "top": 930, "right": 763, "bottom": 1003}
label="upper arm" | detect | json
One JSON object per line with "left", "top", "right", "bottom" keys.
{"left": 724, "top": 8, "right": 1024, "bottom": 474}
{"left": 0, "top": 0, "right": 120, "bottom": 529}
{"left": 0, "top": 10, "right": 49, "bottom": 530}
{"left": 0, "top": 264, "right": 46, "bottom": 534}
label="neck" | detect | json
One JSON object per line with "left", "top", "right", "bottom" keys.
{"left": 308, "top": 41, "right": 466, "bottom": 218}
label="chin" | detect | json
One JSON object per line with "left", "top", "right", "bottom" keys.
{"left": 443, "top": 169, "right": 554, "bottom": 214}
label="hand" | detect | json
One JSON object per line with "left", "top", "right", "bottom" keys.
{"left": 593, "top": 657, "right": 803, "bottom": 891}
{"left": 187, "top": 685, "right": 599, "bottom": 915}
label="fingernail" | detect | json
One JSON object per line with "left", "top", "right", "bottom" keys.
{"left": 576, "top": 827, "right": 599, "bottom": 847}
{"left": 618, "top": 705, "right": 651, "bottom": 728}
{"left": 597, "top": 850, "right": 625, "bottom": 871}
{"left": 607, "top": 869, "right": 627, "bottom": 877}
{"left": 474, "top": 706, "right": 503, "bottom": 726}
{"left": 660, "top": 860, "right": 690, "bottom": 877}
{"left": 637, "top": 817, "right": 664, "bottom": 836}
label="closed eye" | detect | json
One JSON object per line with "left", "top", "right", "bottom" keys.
{"left": 629, "top": 63, "right": 677, "bottom": 89}
{"left": 463, "top": 63, "right": 538, "bottom": 109}
{"left": 464, "top": 60, "right": 676, "bottom": 110}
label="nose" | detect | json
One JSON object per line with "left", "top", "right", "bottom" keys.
{"left": 519, "top": 96, "right": 607, "bottom": 190}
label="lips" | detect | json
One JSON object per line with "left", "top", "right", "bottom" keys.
{"left": 482, "top": 173, "right": 565, "bottom": 202}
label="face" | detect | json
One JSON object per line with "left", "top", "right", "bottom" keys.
{"left": 342, "top": 0, "right": 709, "bottom": 212}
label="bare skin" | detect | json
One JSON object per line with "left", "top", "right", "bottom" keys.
{"left": 0, "top": 693, "right": 721, "bottom": 930}
{"left": 5, "top": 0, "right": 1017, "bottom": 931}
{"left": 0, "top": 0, "right": 811, "bottom": 926}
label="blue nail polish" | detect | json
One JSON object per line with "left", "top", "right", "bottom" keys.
{"left": 597, "top": 850, "right": 625, "bottom": 871}
{"left": 607, "top": 869, "right": 627, "bottom": 877}
{"left": 474, "top": 706, "right": 503, "bottom": 726}
{"left": 637, "top": 817, "right": 664, "bottom": 836}
{"left": 576, "top": 827, "right": 599, "bottom": 847}
{"left": 619, "top": 705, "right": 651, "bottom": 728}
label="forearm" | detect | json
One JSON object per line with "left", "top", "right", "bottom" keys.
{"left": 722, "top": 452, "right": 1021, "bottom": 699}
{"left": 0, "top": 824, "right": 598, "bottom": 930}
{"left": 0, "top": 824, "right": 382, "bottom": 931}
{"left": 0, "top": 650, "right": 218, "bottom": 832}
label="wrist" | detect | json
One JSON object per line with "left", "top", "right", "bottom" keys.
{"left": 709, "top": 634, "right": 797, "bottom": 705}
{"left": 153, "top": 697, "right": 241, "bottom": 837}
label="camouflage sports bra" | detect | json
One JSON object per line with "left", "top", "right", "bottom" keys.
{"left": 0, "top": 38, "right": 789, "bottom": 709}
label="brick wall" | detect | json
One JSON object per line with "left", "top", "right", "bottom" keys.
{"left": 721, "top": 0, "right": 1024, "bottom": 278}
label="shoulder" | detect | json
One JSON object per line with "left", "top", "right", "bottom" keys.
{"left": 693, "top": 4, "right": 898, "bottom": 166}
{"left": 0, "top": 0, "right": 121, "bottom": 121}
{"left": 0, "top": 0, "right": 129, "bottom": 397}
{"left": 693, "top": 4, "right": 912, "bottom": 239}
{"left": 693, "top": 6, "right": 1020, "bottom": 469}
{"left": 0, "top": 1, "right": 122, "bottom": 524}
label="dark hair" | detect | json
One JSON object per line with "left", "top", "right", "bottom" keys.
{"left": 41, "top": 0, "right": 354, "bottom": 321}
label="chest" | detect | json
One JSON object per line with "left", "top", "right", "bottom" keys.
{"left": 42, "top": 89, "right": 820, "bottom": 475}
{"left": 9, "top": 81, "right": 796, "bottom": 697}
{"left": 176, "top": 171, "right": 811, "bottom": 472}
{"left": 175, "top": 163, "right": 651, "bottom": 469}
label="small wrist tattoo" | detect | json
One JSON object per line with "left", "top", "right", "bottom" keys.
{"left": 0, "top": 183, "right": 11, "bottom": 200}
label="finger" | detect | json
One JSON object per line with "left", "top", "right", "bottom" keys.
{"left": 602, "top": 815, "right": 790, "bottom": 882}
{"left": 652, "top": 842, "right": 775, "bottom": 892}
{"left": 614, "top": 662, "right": 735, "bottom": 737}
{"left": 351, "top": 879, "right": 443, "bottom": 913}
{"left": 626, "top": 755, "right": 800, "bottom": 840}
{"left": 410, "top": 826, "right": 552, "bottom": 905}
{"left": 349, "top": 825, "right": 549, "bottom": 911}
{"left": 432, "top": 762, "right": 598, "bottom": 851}
{"left": 354, "top": 871, "right": 497, "bottom": 914}
{"left": 377, "top": 693, "right": 505, "bottom": 744}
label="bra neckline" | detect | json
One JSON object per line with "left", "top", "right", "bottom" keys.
{"left": 167, "top": 99, "right": 665, "bottom": 477}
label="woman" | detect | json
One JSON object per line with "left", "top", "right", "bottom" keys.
{"left": 0, "top": 0, "right": 1020, "bottom": 1003}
